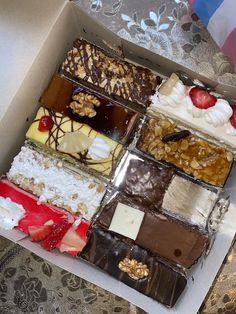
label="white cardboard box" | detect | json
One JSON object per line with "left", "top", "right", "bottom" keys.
{"left": 0, "top": 1, "right": 236, "bottom": 313}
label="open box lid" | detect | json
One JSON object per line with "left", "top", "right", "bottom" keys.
{"left": 0, "top": 0, "right": 67, "bottom": 120}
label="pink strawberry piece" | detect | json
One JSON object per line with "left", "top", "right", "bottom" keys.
{"left": 189, "top": 87, "right": 217, "bottom": 109}
{"left": 230, "top": 105, "right": 236, "bottom": 129}
{"left": 38, "top": 115, "right": 54, "bottom": 132}
{"left": 0, "top": 179, "right": 74, "bottom": 234}
{"left": 57, "top": 220, "right": 90, "bottom": 255}
{"left": 29, "top": 225, "right": 52, "bottom": 242}
{"left": 41, "top": 220, "right": 72, "bottom": 251}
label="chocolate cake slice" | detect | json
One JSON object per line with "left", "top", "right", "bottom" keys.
{"left": 80, "top": 226, "right": 187, "bottom": 308}
{"left": 61, "top": 39, "right": 160, "bottom": 110}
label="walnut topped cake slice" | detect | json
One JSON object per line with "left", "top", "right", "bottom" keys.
{"left": 61, "top": 39, "right": 160, "bottom": 110}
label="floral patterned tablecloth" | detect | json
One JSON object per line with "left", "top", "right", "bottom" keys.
{"left": 1, "top": 1, "right": 236, "bottom": 313}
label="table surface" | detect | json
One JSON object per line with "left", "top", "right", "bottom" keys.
{"left": 1, "top": 1, "right": 236, "bottom": 313}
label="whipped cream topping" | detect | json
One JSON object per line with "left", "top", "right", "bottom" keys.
{"left": 0, "top": 197, "right": 25, "bottom": 229}
{"left": 88, "top": 138, "right": 112, "bottom": 160}
{"left": 186, "top": 92, "right": 233, "bottom": 127}
{"left": 7, "top": 147, "right": 105, "bottom": 220}
{"left": 225, "top": 121, "right": 236, "bottom": 135}
{"left": 156, "top": 80, "right": 186, "bottom": 108}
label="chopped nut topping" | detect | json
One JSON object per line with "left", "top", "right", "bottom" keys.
{"left": 96, "top": 184, "right": 105, "bottom": 194}
{"left": 138, "top": 116, "right": 232, "bottom": 186}
{"left": 118, "top": 257, "right": 149, "bottom": 280}
{"left": 70, "top": 92, "right": 101, "bottom": 118}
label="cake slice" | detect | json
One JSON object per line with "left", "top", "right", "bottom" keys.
{"left": 80, "top": 226, "right": 187, "bottom": 307}
{"left": 26, "top": 107, "right": 123, "bottom": 176}
{"left": 7, "top": 146, "right": 106, "bottom": 220}
{"left": 0, "top": 179, "right": 90, "bottom": 255}
{"left": 60, "top": 38, "right": 160, "bottom": 110}
{"left": 137, "top": 115, "right": 233, "bottom": 187}
{"left": 148, "top": 73, "right": 236, "bottom": 152}
{"left": 40, "top": 74, "right": 139, "bottom": 144}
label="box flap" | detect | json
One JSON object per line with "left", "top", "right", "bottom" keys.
{"left": 0, "top": 0, "right": 67, "bottom": 120}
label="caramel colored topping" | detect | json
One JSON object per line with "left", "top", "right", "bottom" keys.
{"left": 118, "top": 257, "right": 149, "bottom": 280}
{"left": 159, "top": 73, "right": 180, "bottom": 96}
{"left": 138, "top": 116, "right": 232, "bottom": 186}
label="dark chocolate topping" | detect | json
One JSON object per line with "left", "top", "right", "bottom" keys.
{"left": 96, "top": 192, "right": 209, "bottom": 268}
{"left": 40, "top": 75, "right": 138, "bottom": 143}
{"left": 162, "top": 130, "right": 190, "bottom": 143}
{"left": 119, "top": 159, "right": 174, "bottom": 210}
{"left": 61, "top": 39, "right": 160, "bottom": 108}
{"left": 80, "top": 226, "right": 187, "bottom": 308}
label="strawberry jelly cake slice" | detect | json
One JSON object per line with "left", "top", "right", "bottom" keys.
{"left": 148, "top": 73, "right": 236, "bottom": 152}
{"left": 0, "top": 179, "right": 90, "bottom": 255}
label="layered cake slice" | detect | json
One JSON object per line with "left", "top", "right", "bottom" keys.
{"left": 61, "top": 39, "right": 160, "bottom": 110}
{"left": 95, "top": 192, "right": 209, "bottom": 269}
{"left": 7, "top": 146, "right": 106, "bottom": 220}
{"left": 0, "top": 179, "right": 90, "bottom": 254}
{"left": 137, "top": 115, "right": 233, "bottom": 187}
{"left": 40, "top": 74, "right": 139, "bottom": 144}
{"left": 148, "top": 73, "right": 236, "bottom": 151}
{"left": 26, "top": 107, "right": 123, "bottom": 176}
{"left": 80, "top": 226, "right": 187, "bottom": 308}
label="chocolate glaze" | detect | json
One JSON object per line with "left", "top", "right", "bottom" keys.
{"left": 40, "top": 75, "right": 138, "bottom": 143}
{"left": 61, "top": 39, "right": 160, "bottom": 109}
{"left": 80, "top": 226, "right": 187, "bottom": 308}
{"left": 119, "top": 159, "right": 175, "bottom": 210}
{"left": 96, "top": 192, "right": 209, "bottom": 268}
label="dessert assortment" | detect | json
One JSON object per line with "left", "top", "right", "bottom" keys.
{"left": 1, "top": 38, "right": 234, "bottom": 308}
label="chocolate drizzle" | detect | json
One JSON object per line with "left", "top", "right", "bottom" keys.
{"left": 28, "top": 108, "right": 123, "bottom": 176}
{"left": 61, "top": 39, "right": 160, "bottom": 108}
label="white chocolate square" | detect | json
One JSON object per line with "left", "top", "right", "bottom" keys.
{"left": 109, "top": 202, "right": 144, "bottom": 240}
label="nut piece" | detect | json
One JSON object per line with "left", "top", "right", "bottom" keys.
{"left": 118, "top": 257, "right": 149, "bottom": 280}
{"left": 70, "top": 92, "right": 101, "bottom": 118}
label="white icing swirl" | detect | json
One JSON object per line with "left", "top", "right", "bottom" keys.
{"left": 225, "top": 121, "right": 236, "bottom": 135}
{"left": 205, "top": 99, "right": 233, "bottom": 127}
{"left": 158, "top": 80, "right": 186, "bottom": 108}
{"left": 185, "top": 89, "right": 232, "bottom": 127}
{"left": 88, "top": 138, "right": 111, "bottom": 160}
{"left": 0, "top": 197, "right": 25, "bottom": 229}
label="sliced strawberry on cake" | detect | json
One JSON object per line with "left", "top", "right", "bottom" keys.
{"left": 29, "top": 224, "right": 53, "bottom": 241}
{"left": 189, "top": 87, "right": 217, "bottom": 109}
{"left": 41, "top": 220, "right": 72, "bottom": 251}
{"left": 230, "top": 105, "right": 236, "bottom": 129}
{"left": 57, "top": 220, "right": 90, "bottom": 255}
